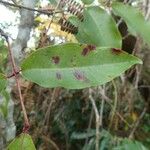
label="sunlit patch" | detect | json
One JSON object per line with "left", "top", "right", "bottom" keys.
{"left": 52, "top": 56, "right": 60, "bottom": 64}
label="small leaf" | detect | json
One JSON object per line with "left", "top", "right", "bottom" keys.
{"left": 0, "top": 40, "right": 8, "bottom": 72}
{"left": 68, "top": 16, "right": 80, "bottom": 27}
{"left": 71, "top": 129, "right": 95, "bottom": 139}
{"left": 112, "top": 2, "right": 150, "bottom": 45}
{"left": 0, "top": 73, "right": 7, "bottom": 93}
{"left": 7, "top": 133, "right": 36, "bottom": 150}
{"left": 49, "top": 0, "right": 57, "bottom": 6}
{"left": 0, "top": 90, "right": 10, "bottom": 118}
{"left": 82, "top": 137, "right": 95, "bottom": 150}
{"left": 81, "top": 0, "right": 94, "bottom": 5}
{"left": 113, "top": 139, "right": 148, "bottom": 150}
{"left": 76, "top": 6, "right": 122, "bottom": 48}
{"left": 21, "top": 43, "right": 142, "bottom": 89}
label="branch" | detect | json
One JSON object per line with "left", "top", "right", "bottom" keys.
{"left": 7, "top": 70, "right": 21, "bottom": 78}
{"left": 89, "top": 89, "right": 100, "bottom": 150}
{"left": 0, "top": 28, "right": 30, "bottom": 132}
{"left": 85, "top": 108, "right": 94, "bottom": 145}
{"left": 11, "top": 0, "right": 36, "bottom": 63}
{"left": 109, "top": 80, "right": 118, "bottom": 129}
{"left": 0, "top": 0, "right": 62, "bottom": 15}
{"left": 98, "top": 85, "right": 132, "bottom": 128}
{"left": 1, "top": 0, "right": 37, "bottom": 132}
{"left": 129, "top": 106, "right": 147, "bottom": 139}
{"left": 99, "top": 85, "right": 105, "bottom": 127}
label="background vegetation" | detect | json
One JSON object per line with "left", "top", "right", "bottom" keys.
{"left": 0, "top": 0, "right": 150, "bottom": 149}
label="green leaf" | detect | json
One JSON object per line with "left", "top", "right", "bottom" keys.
{"left": 0, "top": 73, "right": 7, "bottom": 92}
{"left": 82, "top": 137, "right": 95, "bottom": 150}
{"left": 21, "top": 43, "right": 142, "bottom": 89}
{"left": 0, "top": 40, "right": 8, "bottom": 72}
{"left": 48, "top": 0, "right": 63, "bottom": 9}
{"left": 112, "top": 2, "right": 150, "bottom": 45}
{"left": 76, "top": 6, "right": 122, "bottom": 48}
{"left": 49, "top": 0, "right": 57, "bottom": 6}
{"left": 113, "top": 139, "right": 148, "bottom": 150}
{"left": 71, "top": 129, "right": 95, "bottom": 139}
{"left": 68, "top": 16, "right": 80, "bottom": 27}
{"left": 98, "top": 129, "right": 112, "bottom": 150}
{"left": 0, "top": 90, "right": 10, "bottom": 118}
{"left": 7, "top": 133, "right": 36, "bottom": 150}
{"left": 81, "top": 0, "right": 94, "bottom": 5}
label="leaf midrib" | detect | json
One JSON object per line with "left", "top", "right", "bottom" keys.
{"left": 22, "top": 61, "right": 136, "bottom": 71}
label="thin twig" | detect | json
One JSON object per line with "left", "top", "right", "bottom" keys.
{"left": 98, "top": 85, "right": 132, "bottom": 128}
{"left": 134, "top": 65, "right": 141, "bottom": 89}
{"left": 44, "top": 0, "right": 62, "bottom": 44}
{"left": 0, "top": 28, "right": 30, "bottom": 132}
{"left": 132, "top": 37, "right": 142, "bottom": 89}
{"left": 42, "top": 135, "right": 60, "bottom": 150}
{"left": 109, "top": 80, "right": 118, "bottom": 129}
{"left": 129, "top": 106, "right": 147, "bottom": 139}
{"left": 6, "top": 69, "right": 21, "bottom": 78}
{"left": 89, "top": 88, "right": 100, "bottom": 150}
{"left": 0, "top": 0, "right": 63, "bottom": 15}
{"left": 138, "top": 85, "right": 150, "bottom": 88}
{"left": 99, "top": 85, "right": 105, "bottom": 127}
{"left": 44, "top": 88, "right": 57, "bottom": 125}
{"left": 85, "top": 108, "right": 94, "bottom": 145}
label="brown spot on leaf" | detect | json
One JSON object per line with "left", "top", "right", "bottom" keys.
{"left": 82, "top": 47, "right": 89, "bottom": 56}
{"left": 74, "top": 70, "right": 85, "bottom": 80}
{"left": 52, "top": 56, "right": 60, "bottom": 64}
{"left": 56, "top": 72, "right": 62, "bottom": 80}
{"left": 111, "top": 48, "right": 122, "bottom": 55}
{"left": 74, "top": 70, "right": 88, "bottom": 82}
{"left": 88, "top": 45, "right": 96, "bottom": 51}
{"left": 81, "top": 44, "right": 96, "bottom": 56}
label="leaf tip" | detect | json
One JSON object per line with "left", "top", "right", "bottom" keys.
{"left": 136, "top": 58, "right": 143, "bottom": 65}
